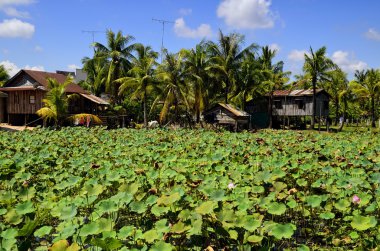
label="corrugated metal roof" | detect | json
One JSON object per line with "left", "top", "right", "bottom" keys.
{"left": 272, "top": 89, "right": 325, "bottom": 97}
{"left": 80, "top": 93, "right": 109, "bottom": 105}
{"left": 218, "top": 103, "right": 250, "bottom": 117}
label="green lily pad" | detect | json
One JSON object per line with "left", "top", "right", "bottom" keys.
{"left": 305, "top": 195, "right": 322, "bottom": 208}
{"left": 351, "top": 215, "right": 377, "bottom": 231}
{"left": 1, "top": 228, "right": 18, "bottom": 239}
{"left": 150, "top": 241, "right": 173, "bottom": 251}
{"left": 270, "top": 223, "right": 295, "bottom": 239}
{"left": 267, "top": 202, "right": 286, "bottom": 215}
{"left": 319, "top": 212, "right": 335, "bottom": 220}
{"left": 129, "top": 201, "right": 147, "bottom": 214}
{"left": 157, "top": 192, "right": 180, "bottom": 206}
{"left": 247, "top": 235, "right": 263, "bottom": 243}
{"left": 15, "top": 201, "right": 34, "bottom": 215}
{"left": 195, "top": 201, "right": 217, "bottom": 215}
{"left": 34, "top": 226, "right": 53, "bottom": 237}
{"left": 142, "top": 229, "right": 159, "bottom": 243}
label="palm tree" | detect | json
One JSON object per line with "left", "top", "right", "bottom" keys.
{"left": 182, "top": 42, "right": 211, "bottom": 123}
{"left": 324, "top": 68, "right": 348, "bottom": 125}
{"left": 207, "top": 30, "right": 257, "bottom": 104}
{"left": 81, "top": 54, "right": 108, "bottom": 96}
{"left": 259, "top": 46, "right": 290, "bottom": 128}
{"left": 0, "top": 65, "right": 10, "bottom": 86}
{"left": 116, "top": 44, "right": 158, "bottom": 127}
{"left": 303, "top": 46, "right": 333, "bottom": 129}
{"left": 231, "top": 51, "right": 262, "bottom": 110}
{"left": 153, "top": 50, "right": 190, "bottom": 124}
{"left": 93, "top": 29, "right": 136, "bottom": 104}
{"left": 36, "top": 77, "right": 72, "bottom": 127}
{"left": 351, "top": 69, "right": 380, "bottom": 128}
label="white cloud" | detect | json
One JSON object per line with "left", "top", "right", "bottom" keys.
{"left": 331, "top": 50, "right": 368, "bottom": 73}
{"left": 68, "top": 64, "right": 80, "bottom": 71}
{"left": 0, "top": 60, "right": 19, "bottom": 76}
{"left": 217, "top": 0, "right": 275, "bottom": 30}
{"left": 0, "top": 18, "right": 34, "bottom": 38}
{"left": 0, "top": 60, "right": 44, "bottom": 77}
{"left": 268, "top": 43, "right": 280, "bottom": 53}
{"left": 365, "top": 28, "right": 380, "bottom": 41}
{"left": 288, "top": 49, "right": 308, "bottom": 62}
{"left": 24, "top": 65, "right": 44, "bottom": 72}
{"left": 34, "top": 45, "right": 42, "bottom": 52}
{"left": 174, "top": 18, "right": 212, "bottom": 39}
{"left": 0, "top": 0, "right": 34, "bottom": 7}
{"left": 3, "top": 7, "right": 29, "bottom": 18}
{"left": 179, "top": 8, "right": 192, "bottom": 16}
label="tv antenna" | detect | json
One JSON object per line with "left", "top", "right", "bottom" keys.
{"left": 82, "top": 30, "right": 106, "bottom": 43}
{"left": 152, "top": 18, "right": 175, "bottom": 62}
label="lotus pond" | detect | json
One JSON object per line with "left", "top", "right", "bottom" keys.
{"left": 0, "top": 127, "right": 380, "bottom": 250}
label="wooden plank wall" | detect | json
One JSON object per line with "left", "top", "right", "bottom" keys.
{"left": 7, "top": 90, "right": 44, "bottom": 114}
{"left": 273, "top": 95, "right": 329, "bottom": 117}
{"left": 0, "top": 98, "right": 5, "bottom": 122}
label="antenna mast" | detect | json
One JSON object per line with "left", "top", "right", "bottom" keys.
{"left": 82, "top": 30, "right": 106, "bottom": 43}
{"left": 152, "top": 18, "right": 175, "bottom": 63}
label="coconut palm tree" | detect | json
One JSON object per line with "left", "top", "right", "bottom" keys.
{"left": 153, "top": 50, "right": 190, "bottom": 124}
{"left": 81, "top": 54, "right": 109, "bottom": 96}
{"left": 0, "top": 65, "right": 9, "bottom": 86}
{"left": 93, "top": 29, "right": 136, "bottom": 104}
{"left": 303, "top": 46, "right": 334, "bottom": 129}
{"left": 36, "top": 77, "right": 72, "bottom": 127}
{"left": 116, "top": 44, "right": 158, "bottom": 127}
{"left": 259, "top": 46, "right": 290, "bottom": 128}
{"left": 207, "top": 30, "right": 258, "bottom": 104}
{"left": 231, "top": 51, "right": 262, "bottom": 110}
{"left": 351, "top": 69, "right": 380, "bottom": 128}
{"left": 182, "top": 42, "right": 212, "bottom": 123}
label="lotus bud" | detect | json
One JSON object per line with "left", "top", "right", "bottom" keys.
{"left": 352, "top": 195, "right": 361, "bottom": 204}
{"left": 22, "top": 180, "right": 29, "bottom": 187}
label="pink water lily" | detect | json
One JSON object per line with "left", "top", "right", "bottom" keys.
{"left": 228, "top": 182, "right": 236, "bottom": 190}
{"left": 352, "top": 195, "right": 361, "bottom": 204}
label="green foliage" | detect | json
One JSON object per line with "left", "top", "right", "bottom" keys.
{"left": 0, "top": 128, "right": 380, "bottom": 250}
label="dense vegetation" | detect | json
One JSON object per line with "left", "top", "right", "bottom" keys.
{"left": 1, "top": 128, "right": 379, "bottom": 250}
{"left": 79, "top": 30, "right": 380, "bottom": 128}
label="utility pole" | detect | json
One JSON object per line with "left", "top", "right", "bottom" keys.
{"left": 152, "top": 18, "right": 175, "bottom": 63}
{"left": 82, "top": 30, "right": 106, "bottom": 44}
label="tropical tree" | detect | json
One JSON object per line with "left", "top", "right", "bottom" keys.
{"left": 92, "top": 29, "right": 136, "bottom": 104}
{"left": 36, "top": 77, "right": 72, "bottom": 127}
{"left": 153, "top": 50, "right": 190, "bottom": 124}
{"left": 0, "top": 65, "right": 10, "bottom": 86}
{"left": 81, "top": 55, "right": 108, "bottom": 96}
{"left": 207, "top": 30, "right": 257, "bottom": 104}
{"left": 116, "top": 44, "right": 158, "bottom": 127}
{"left": 231, "top": 51, "right": 262, "bottom": 110}
{"left": 259, "top": 46, "right": 290, "bottom": 128}
{"left": 182, "top": 42, "right": 212, "bottom": 123}
{"left": 350, "top": 69, "right": 380, "bottom": 128}
{"left": 324, "top": 68, "right": 348, "bottom": 125}
{"left": 303, "top": 46, "right": 334, "bottom": 129}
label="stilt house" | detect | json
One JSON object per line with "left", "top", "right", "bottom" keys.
{"left": 203, "top": 103, "right": 250, "bottom": 131}
{"left": 0, "top": 70, "right": 109, "bottom": 125}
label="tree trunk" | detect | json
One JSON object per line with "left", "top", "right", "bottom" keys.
{"left": 371, "top": 96, "right": 376, "bottom": 128}
{"left": 334, "top": 96, "right": 339, "bottom": 126}
{"left": 268, "top": 93, "right": 273, "bottom": 129}
{"left": 338, "top": 98, "right": 347, "bottom": 132}
{"left": 143, "top": 89, "right": 148, "bottom": 128}
{"left": 196, "top": 110, "right": 200, "bottom": 124}
{"left": 225, "top": 79, "right": 229, "bottom": 104}
{"left": 310, "top": 76, "right": 317, "bottom": 130}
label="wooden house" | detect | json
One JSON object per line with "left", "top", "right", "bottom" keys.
{"left": 0, "top": 70, "right": 109, "bottom": 125}
{"left": 0, "top": 91, "right": 7, "bottom": 123}
{"left": 246, "top": 89, "right": 330, "bottom": 128}
{"left": 203, "top": 103, "right": 250, "bottom": 131}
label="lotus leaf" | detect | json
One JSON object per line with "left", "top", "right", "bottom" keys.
{"left": 247, "top": 235, "right": 263, "bottom": 243}
{"left": 1, "top": 228, "right": 18, "bottom": 239}
{"left": 15, "top": 201, "right": 34, "bottom": 215}
{"left": 34, "top": 226, "right": 53, "bottom": 237}
{"left": 150, "top": 241, "right": 173, "bottom": 251}
{"left": 351, "top": 215, "right": 377, "bottom": 231}
{"left": 270, "top": 223, "right": 295, "bottom": 239}
{"left": 129, "top": 201, "right": 147, "bottom": 214}
{"left": 142, "top": 229, "right": 159, "bottom": 243}
{"left": 195, "top": 201, "right": 217, "bottom": 215}
{"left": 157, "top": 192, "right": 180, "bottom": 206}
{"left": 267, "top": 202, "right": 287, "bottom": 215}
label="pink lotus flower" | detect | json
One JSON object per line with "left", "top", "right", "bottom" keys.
{"left": 352, "top": 195, "right": 361, "bottom": 204}
{"left": 228, "top": 182, "right": 236, "bottom": 190}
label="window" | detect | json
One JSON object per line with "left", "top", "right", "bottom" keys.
{"left": 296, "top": 99, "right": 305, "bottom": 109}
{"left": 29, "top": 95, "right": 35, "bottom": 104}
{"left": 274, "top": 100, "right": 282, "bottom": 109}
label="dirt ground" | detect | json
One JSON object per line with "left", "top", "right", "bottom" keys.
{"left": 0, "top": 123, "right": 35, "bottom": 132}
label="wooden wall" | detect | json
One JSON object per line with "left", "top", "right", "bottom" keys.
{"left": 7, "top": 90, "right": 44, "bottom": 114}
{"left": 0, "top": 98, "right": 5, "bottom": 122}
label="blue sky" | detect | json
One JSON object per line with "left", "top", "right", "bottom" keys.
{"left": 0, "top": 0, "right": 379, "bottom": 79}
